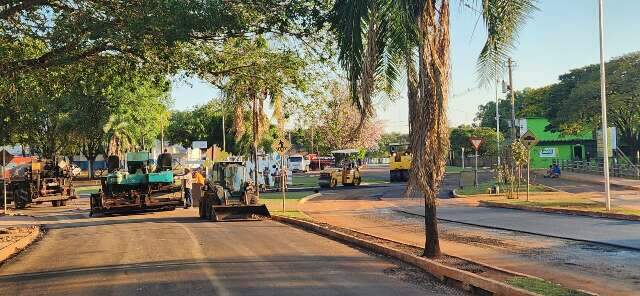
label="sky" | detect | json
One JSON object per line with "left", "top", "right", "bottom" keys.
{"left": 171, "top": 0, "right": 640, "bottom": 134}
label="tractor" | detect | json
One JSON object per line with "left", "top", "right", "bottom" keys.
{"left": 89, "top": 152, "right": 183, "bottom": 215}
{"left": 199, "top": 161, "right": 270, "bottom": 221}
{"left": 318, "top": 149, "right": 362, "bottom": 188}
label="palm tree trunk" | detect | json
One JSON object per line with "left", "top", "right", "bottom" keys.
{"left": 407, "top": 0, "right": 451, "bottom": 258}
{"left": 251, "top": 89, "right": 260, "bottom": 201}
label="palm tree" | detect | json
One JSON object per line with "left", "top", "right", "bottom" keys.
{"left": 332, "top": 0, "right": 536, "bottom": 258}
{"left": 103, "top": 114, "right": 134, "bottom": 160}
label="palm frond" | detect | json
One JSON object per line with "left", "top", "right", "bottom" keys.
{"left": 473, "top": 0, "right": 538, "bottom": 85}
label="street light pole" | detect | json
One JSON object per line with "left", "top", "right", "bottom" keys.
{"left": 508, "top": 58, "right": 517, "bottom": 140}
{"left": 496, "top": 79, "right": 501, "bottom": 168}
{"left": 598, "top": 0, "right": 612, "bottom": 211}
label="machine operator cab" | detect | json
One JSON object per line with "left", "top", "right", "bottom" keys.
{"left": 318, "top": 149, "right": 362, "bottom": 188}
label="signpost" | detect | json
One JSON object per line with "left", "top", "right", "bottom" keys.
{"left": 520, "top": 131, "right": 539, "bottom": 201}
{"left": 1, "top": 148, "right": 13, "bottom": 215}
{"left": 469, "top": 137, "right": 483, "bottom": 187}
{"left": 271, "top": 136, "right": 291, "bottom": 214}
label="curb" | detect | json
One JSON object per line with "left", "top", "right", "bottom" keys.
{"left": 0, "top": 225, "right": 42, "bottom": 264}
{"left": 480, "top": 201, "right": 640, "bottom": 222}
{"left": 298, "top": 193, "right": 321, "bottom": 204}
{"left": 272, "top": 215, "right": 540, "bottom": 296}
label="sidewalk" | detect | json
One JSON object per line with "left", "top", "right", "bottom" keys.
{"left": 561, "top": 171, "right": 640, "bottom": 190}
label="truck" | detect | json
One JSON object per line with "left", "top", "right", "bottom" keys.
{"left": 287, "top": 154, "right": 309, "bottom": 173}
{"left": 1, "top": 158, "right": 76, "bottom": 209}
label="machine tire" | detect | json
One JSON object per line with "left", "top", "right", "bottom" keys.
{"left": 389, "top": 171, "right": 396, "bottom": 182}
{"left": 199, "top": 196, "right": 207, "bottom": 219}
{"left": 52, "top": 200, "right": 59, "bottom": 207}
{"left": 13, "top": 189, "right": 28, "bottom": 209}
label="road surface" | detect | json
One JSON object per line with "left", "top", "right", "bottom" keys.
{"left": 306, "top": 176, "right": 640, "bottom": 295}
{"left": 402, "top": 204, "right": 640, "bottom": 250}
{"left": 0, "top": 202, "right": 462, "bottom": 296}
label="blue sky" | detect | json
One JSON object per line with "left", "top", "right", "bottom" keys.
{"left": 171, "top": 0, "right": 640, "bottom": 133}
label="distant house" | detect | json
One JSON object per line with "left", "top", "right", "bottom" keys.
{"left": 517, "top": 118, "right": 595, "bottom": 169}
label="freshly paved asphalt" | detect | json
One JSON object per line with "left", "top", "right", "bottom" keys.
{"left": 0, "top": 204, "right": 461, "bottom": 296}
{"left": 403, "top": 202, "right": 640, "bottom": 250}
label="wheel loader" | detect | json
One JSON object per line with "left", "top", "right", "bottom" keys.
{"left": 199, "top": 161, "right": 270, "bottom": 222}
{"left": 318, "top": 149, "right": 362, "bottom": 188}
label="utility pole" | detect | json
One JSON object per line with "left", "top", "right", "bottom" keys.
{"left": 508, "top": 58, "right": 517, "bottom": 140}
{"left": 598, "top": 0, "right": 611, "bottom": 210}
{"left": 496, "top": 79, "right": 501, "bottom": 167}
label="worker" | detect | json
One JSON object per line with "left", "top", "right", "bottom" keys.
{"left": 192, "top": 169, "right": 205, "bottom": 206}
{"left": 177, "top": 168, "right": 193, "bottom": 209}
{"left": 262, "top": 166, "right": 271, "bottom": 190}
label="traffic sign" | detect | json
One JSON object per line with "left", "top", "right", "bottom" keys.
{"left": 272, "top": 137, "right": 291, "bottom": 155}
{"left": 520, "top": 130, "right": 539, "bottom": 150}
{"left": 469, "top": 137, "right": 483, "bottom": 151}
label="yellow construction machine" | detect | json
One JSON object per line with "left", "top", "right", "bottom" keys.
{"left": 318, "top": 149, "right": 362, "bottom": 188}
{"left": 389, "top": 143, "right": 411, "bottom": 182}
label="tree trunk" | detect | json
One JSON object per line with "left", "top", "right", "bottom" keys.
{"left": 407, "top": 0, "right": 450, "bottom": 258}
{"left": 88, "top": 157, "right": 95, "bottom": 179}
{"left": 423, "top": 195, "right": 440, "bottom": 257}
{"left": 252, "top": 89, "right": 260, "bottom": 202}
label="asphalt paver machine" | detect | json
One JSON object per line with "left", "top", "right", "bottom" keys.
{"left": 199, "top": 161, "right": 270, "bottom": 221}
{"left": 89, "top": 152, "right": 183, "bottom": 215}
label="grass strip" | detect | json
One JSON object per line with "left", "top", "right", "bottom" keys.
{"left": 505, "top": 277, "right": 590, "bottom": 296}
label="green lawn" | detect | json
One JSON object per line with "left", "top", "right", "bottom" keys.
{"left": 289, "top": 175, "right": 319, "bottom": 188}
{"left": 259, "top": 190, "right": 315, "bottom": 218}
{"left": 362, "top": 174, "right": 389, "bottom": 184}
{"left": 506, "top": 277, "right": 589, "bottom": 296}
{"left": 496, "top": 197, "right": 640, "bottom": 216}
{"left": 457, "top": 181, "right": 546, "bottom": 196}
{"left": 75, "top": 185, "right": 101, "bottom": 196}
{"left": 445, "top": 166, "right": 464, "bottom": 173}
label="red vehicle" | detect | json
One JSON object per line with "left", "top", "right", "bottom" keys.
{"left": 307, "top": 154, "right": 334, "bottom": 171}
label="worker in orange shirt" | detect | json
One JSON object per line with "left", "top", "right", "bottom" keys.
{"left": 192, "top": 168, "right": 205, "bottom": 207}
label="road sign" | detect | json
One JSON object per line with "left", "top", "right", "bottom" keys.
{"left": 469, "top": 137, "right": 483, "bottom": 151}
{"left": 272, "top": 137, "right": 291, "bottom": 155}
{"left": 520, "top": 130, "right": 539, "bottom": 150}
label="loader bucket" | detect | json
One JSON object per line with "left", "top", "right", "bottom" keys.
{"left": 211, "top": 204, "right": 271, "bottom": 221}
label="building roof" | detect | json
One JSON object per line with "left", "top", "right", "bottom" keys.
{"left": 522, "top": 118, "right": 593, "bottom": 142}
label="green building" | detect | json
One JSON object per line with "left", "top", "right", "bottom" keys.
{"left": 518, "top": 118, "right": 595, "bottom": 169}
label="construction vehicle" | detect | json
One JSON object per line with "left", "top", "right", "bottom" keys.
{"left": 89, "top": 152, "right": 183, "bottom": 216}
{"left": 199, "top": 160, "right": 270, "bottom": 221}
{"left": 318, "top": 149, "right": 362, "bottom": 188}
{"left": 0, "top": 158, "right": 76, "bottom": 209}
{"left": 389, "top": 143, "right": 411, "bottom": 182}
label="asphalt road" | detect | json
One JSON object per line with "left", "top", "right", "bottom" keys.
{"left": 401, "top": 205, "right": 640, "bottom": 250}
{"left": 0, "top": 205, "right": 461, "bottom": 296}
